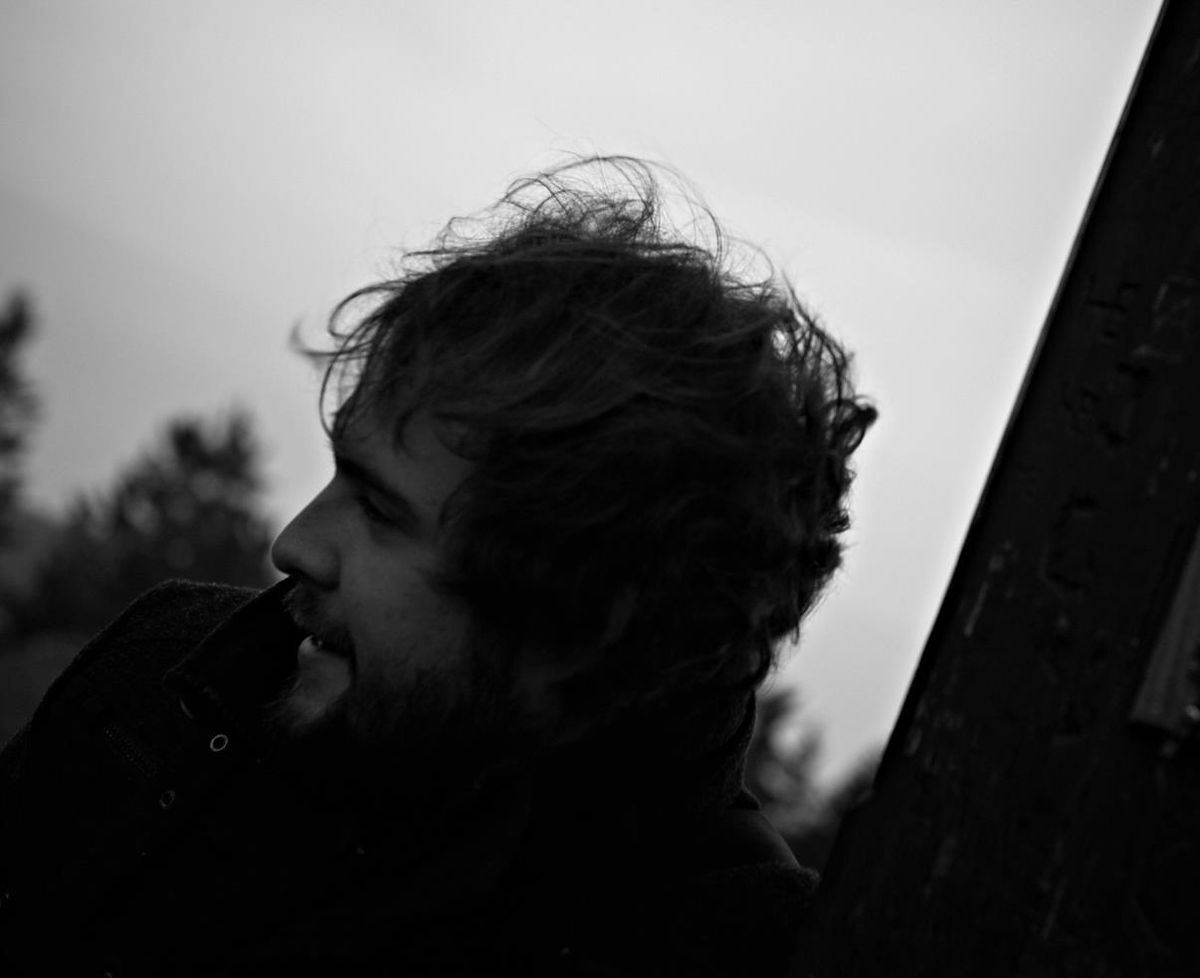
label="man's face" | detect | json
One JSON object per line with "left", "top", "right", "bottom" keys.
{"left": 269, "top": 404, "right": 492, "bottom": 755}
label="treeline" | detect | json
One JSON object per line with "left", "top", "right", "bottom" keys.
{"left": 0, "top": 291, "right": 275, "bottom": 639}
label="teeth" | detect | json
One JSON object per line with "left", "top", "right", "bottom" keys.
{"left": 301, "top": 632, "right": 349, "bottom": 663}
{"left": 311, "top": 634, "right": 345, "bottom": 658}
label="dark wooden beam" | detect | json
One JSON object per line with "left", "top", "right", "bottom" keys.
{"left": 792, "top": 2, "right": 1200, "bottom": 974}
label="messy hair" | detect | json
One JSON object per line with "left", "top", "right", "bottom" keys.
{"left": 319, "top": 157, "right": 875, "bottom": 723}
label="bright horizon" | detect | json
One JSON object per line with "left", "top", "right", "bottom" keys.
{"left": 0, "top": 0, "right": 1162, "bottom": 783}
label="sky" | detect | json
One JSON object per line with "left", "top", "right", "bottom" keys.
{"left": 0, "top": 0, "right": 1162, "bottom": 783}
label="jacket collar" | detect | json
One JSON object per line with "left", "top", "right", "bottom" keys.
{"left": 163, "top": 578, "right": 302, "bottom": 746}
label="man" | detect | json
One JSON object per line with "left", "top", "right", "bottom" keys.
{"left": 0, "top": 158, "right": 874, "bottom": 976}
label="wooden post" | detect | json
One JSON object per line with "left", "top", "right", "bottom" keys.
{"left": 792, "top": 2, "right": 1200, "bottom": 974}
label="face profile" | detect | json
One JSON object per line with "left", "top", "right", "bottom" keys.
{"left": 267, "top": 405, "right": 506, "bottom": 757}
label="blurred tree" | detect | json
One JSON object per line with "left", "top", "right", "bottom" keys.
{"left": 5, "top": 409, "right": 276, "bottom": 639}
{"left": 748, "top": 688, "right": 879, "bottom": 872}
{"left": 0, "top": 291, "right": 38, "bottom": 536}
{"left": 748, "top": 689, "right": 824, "bottom": 830}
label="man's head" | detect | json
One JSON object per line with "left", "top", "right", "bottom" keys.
{"left": 270, "top": 157, "right": 875, "bottom": 781}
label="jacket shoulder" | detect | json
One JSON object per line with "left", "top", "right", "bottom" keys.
{"left": 27, "top": 580, "right": 261, "bottom": 726}
{"left": 0, "top": 581, "right": 271, "bottom": 970}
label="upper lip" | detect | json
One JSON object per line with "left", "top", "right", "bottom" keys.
{"left": 283, "top": 584, "right": 343, "bottom": 655}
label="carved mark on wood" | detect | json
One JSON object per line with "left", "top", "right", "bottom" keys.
{"left": 1131, "top": 520, "right": 1200, "bottom": 738}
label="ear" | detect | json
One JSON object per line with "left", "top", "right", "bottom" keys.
{"left": 509, "top": 584, "right": 640, "bottom": 748}
{"left": 509, "top": 646, "right": 595, "bottom": 748}
{"left": 506, "top": 588, "right": 643, "bottom": 748}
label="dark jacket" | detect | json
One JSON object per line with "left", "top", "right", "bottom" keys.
{"left": 0, "top": 580, "right": 816, "bottom": 976}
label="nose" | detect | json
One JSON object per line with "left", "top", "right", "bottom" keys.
{"left": 270, "top": 488, "right": 340, "bottom": 589}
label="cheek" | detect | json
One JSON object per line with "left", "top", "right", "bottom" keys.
{"left": 338, "top": 537, "right": 472, "bottom": 665}
{"left": 351, "top": 574, "right": 466, "bottom": 669}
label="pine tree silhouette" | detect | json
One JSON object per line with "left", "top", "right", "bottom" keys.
{"left": 6, "top": 409, "right": 275, "bottom": 638}
{"left": 0, "top": 291, "right": 38, "bottom": 538}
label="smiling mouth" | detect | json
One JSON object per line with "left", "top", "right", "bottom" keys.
{"left": 284, "top": 584, "right": 353, "bottom": 661}
{"left": 301, "top": 633, "right": 353, "bottom": 665}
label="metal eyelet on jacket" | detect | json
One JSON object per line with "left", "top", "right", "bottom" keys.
{"left": 158, "top": 789, "right": 177, "bottom": 810}
{"left": 209, "top": 733, "right": 229, "bottom": 753}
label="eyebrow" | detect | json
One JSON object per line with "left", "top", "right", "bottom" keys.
{"left": 330, "top": 442, "right": 422, "bottom": 531}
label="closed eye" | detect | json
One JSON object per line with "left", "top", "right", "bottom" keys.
{"left": 356, "top": 491, "right": 394, "bottom": 526}
{"left": 328, "top": 443, "right": 421, "bottom": 534}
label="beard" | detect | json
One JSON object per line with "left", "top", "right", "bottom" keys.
{"left": 261, "top": 615, "right": 534, "bottom": 813}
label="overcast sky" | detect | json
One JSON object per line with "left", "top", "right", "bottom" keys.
{"left": 0, "top": 0, "right": 1162, "bottom": 781}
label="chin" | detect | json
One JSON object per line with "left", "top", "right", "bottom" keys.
{"left": 266, "top": 672, "right": 350, "bottom": 740}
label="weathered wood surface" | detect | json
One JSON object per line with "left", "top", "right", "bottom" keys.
{"left": 792, "top": 2, "right": 1200, "bottom": 974}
